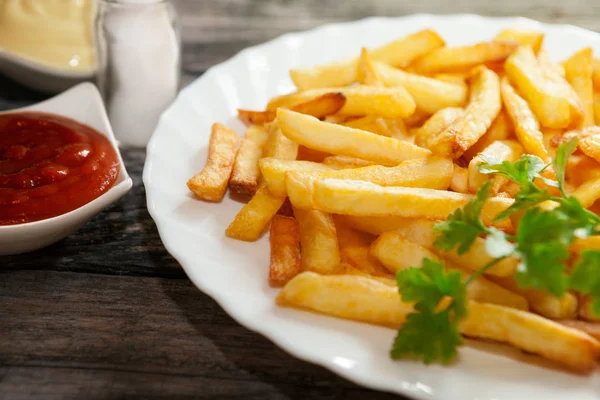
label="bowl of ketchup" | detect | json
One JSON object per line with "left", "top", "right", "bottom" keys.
{"left": 0, "top": 83, "right": 132, "bottom": 255}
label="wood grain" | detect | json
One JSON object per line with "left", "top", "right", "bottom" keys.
{"left": 2, "top": 1, "right": 600, "bottom": 398}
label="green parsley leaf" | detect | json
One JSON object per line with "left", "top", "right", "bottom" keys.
{"left": 434, "top": 181, "right": 492, "bottom": 254}
{"left": 553, "top": 137, "right": 578, "bottom": 196}
{"left": 392, "top": 259, "right": 467, "bottom": 364}
{"left": 570, "top": 250, "right": 600, "bottom": 316}
{"left": 513, "top": 208, "right": 570, "bottom": 296}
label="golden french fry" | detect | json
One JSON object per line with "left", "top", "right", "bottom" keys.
{"left": 296, "top": 146, "right": 330, "bottom": 163}
{"left": 268, "top": 85, "right": 415, "bottom": 119}
{"left": 343, "top": 115, "right": 388, "bottom": 136}
{"left": 341, "top": 215, "right": 416, "bottom": 235}
{"left": 237, "top": 109, "right": 275, "bottom": 126}
{"left": 463, "top": 110, "right": 514, "bottom": 161}
{"left": 505, "top": 46, "right": 583, "bottom": 129}
{"left": 434, "top": 73, "right": 468, "bottom": 85}
{"left": 311, "top": 179, "right": 514, "bottom": 230}
{"left": 375, "top": 62, "right": 468, "bottom": 114}
{"left": 564, "top": 48, "right": 595, "bottom": 127}
{"left": 487, "top": 275, "right": 578, "bottom": 319}
{"left": 408, "top": 41, "right": 518, "bottom": 74}
{"left": 572, "top": 176, "right": 600, "bottom": 208}
{"left": 277, "top": 110, "right": 431, "bottom": 165}
{"left": 370, "top": 232, "right": 528, "bottom": 310}
{"left": 259, "top": 158, "right": 333, "bottom": 197}
{"left": 289, "top": 29, "right": 445, "bottom": 90}
{"left": 557, "top": 320, "right": 600, "bottom": 341}
{"left": 403, "top": 108, "right": 431, "bottom": 127}
{"left": 427, "top": 67, "right": 502, "bottom": 159}
{"left": 269, "top": 215, "right": 302, "bottom": 287}
{"left": 334, "top": 217, "right": 392, "bottom": 277}
{"left": 501, "top": 76, "right": 550, "bottom": 161}
{"left": 494, "top": 28, "right": 544, "bottom": 53}
{"left": 572, "top": 235, "right": 600, "bottom": 253}
{"left": 468, "top": 140, "right": 523, "bottom": 194}
{"left": 580, "top": 133, "right": 600, "bottom": 164}
{"left": 357, "top": 47, "right": 383, "bottom": 86}
{"left": 566, "top": 154, "right": 600, "bottom": 188}
{"left": 450, "top": 165, "right": 469, "bottom": 194}
{"left": 286, "top": 157, "right": 454, "bottom": 209}
{"left": 187, "top": 123, "right": 239, "bottom": 202}
{"left": 277, "top": 272, "right": 413, "bottom": 327}
{"left": 593, "top": 58, "right": 600, "bottom": 88}
{"left": 594, "top": 91, "right": 600, "bottom": 125}
{"left": 263, "top": 123, "right": 299, "bottom": 160}
{"left": 322, "top": 155, "right": 376, "bottom": 169}
{"left": 552, "top": 126, "right": 600, "bottom": 147}
{"left": 413, "top": 107, "right": 464, "bottom": 149}
{"left": 225, "top": 183, "right": 286, "bottom": 241}
{"left": 375, "top": 118, "right": 411, "bottom": 141}
{"left": 462, "top": 301, "right": 600, "bottom": 373}
{"left": 391, "top": 218, "right": 518, "bottom": 276}
{"left": 294, "top": 208, "right": 340, "bottom": 274}
{"left": 230, "top": 125, "right": 269, "bottom": 195}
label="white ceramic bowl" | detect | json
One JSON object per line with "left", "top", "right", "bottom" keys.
{"left": 0, "top": 83, "right": 132, "bottom": 255}
{"left": 0, "top": 49, "right": 96, "bottom": 94}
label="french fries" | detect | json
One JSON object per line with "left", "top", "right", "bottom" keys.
{"left": 230, "top": 125, "right": 269, "bottom": 195}
{"left": 370, "top": 232, "right": 528, "bottom": 309}
{"left": 294, "top": 208, "right": 340, "bottom": 274}
{"left": 189, "top": 28, "right": 600, "bottom": 375}
{"left": 375, "top": 62, "right": 468, "bottom": 114}
{"left": 269, "top": 215, "right": 302, "bottom": 286}
{"left": 564, "top": 48, "right": 595, "bottom": 127}
{"left": 504, "top": 45, "right": 583, "bottom": 129}
{"left": 289, "top": 29, "right": 445, "bottom": 90}
{"left": 427, "top": 67, "right": 502, "bottom": 158}
{"left": 467, "top": 140, "right": 523, "bottom": 194}
{"left": 268, "top": 85, "right": 415, "bottom": 119}
{"left": 501, "top": 76, "right": 550, "bottom": 161}
{"left": 408, "top": 41, "right": 518, "bottom": 74}
{"left": 187, "top": 123, "right": 239, "bottom": 201}
{"left": 277, "top": 109, "right": 431, "bottom": 165}
{"left": 494, "top": 28, "right": 544, "bottom": 54}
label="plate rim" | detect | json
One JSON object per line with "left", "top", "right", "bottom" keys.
{"left": 143, "top": 14, "right": 600, "bottom": 399}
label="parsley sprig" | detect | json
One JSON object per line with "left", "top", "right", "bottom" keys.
{"left": 391, "top": 137, "right": 600, "bottom": 364}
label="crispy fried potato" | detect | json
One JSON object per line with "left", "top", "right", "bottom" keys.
{"left": 580, "top": 133, "right": 600, "bottom": 163}
{"left": 594, "top": 91, "right": 600, "bottom": 125}
{"left": 413, "top": 107, "right": 464, "bottom": 149}
{"left": 375, "top": 62, "right": 468, "bottom": 114}
{"left": 225, "top": 183, "right": 286, "bottom": 241}
{"left": 463, "top": 110, "right": 514, "bottom": 161}
{"left": 391, "top": 218, "right": 518, "bottom": 276}
{"left": 343, "top": 115, "right": 410, "bottom": 140}
{"left": 334, "top": 217, "right": 392, "bottom": 277}
{"left": 289, "top": 29, "right": 445, "bottom": 90}
{"left": 358, "top": 47, "right": 383, "bottom": 86}
{"left": 259, "top": 158, "right": 333, "bottom": 197}
{"left": 552, "top": 126, "right": 600, "bottom": 146}
{"left": 450, "top": 165, "right": 469, "bottom": 193}
{"left": 593, "top": 58, "right": 600, "bottom": 88}
{"left": 237, "top": 109, "right": 275, "bottom": 126}
{"left": 434, "top": 73, "right": 469, "bottom": 85}
{"left": 505, "top": 46, "right": 583, "bottom": 129}
{"left": 572, "top": 176, "right": 600, "bottom": 208}
{"left": 564, "top": 48, "right": 595, "bottom": 127}
{"left": 277, "top": 271, "right": 414, "bottom": 326}
{"left": 322, "top": 155, "right": 376, "bottom": 169}
{"left": 263, "top": 123, "right": 299, "bottom": 160}
{"left": 468, "top": 140, "right": 523, "bottom": 194}
{"left": 557, "top": 320, "right": 600, "bottom": 341}
{"left": 342, "top": 115, "right": 385, "bottom": 135}
{"left": 286, "top": 157, "right": 454, "bottom": 209}
{"left": 487, "top": 275, "right": 578, "bottom": 319}
{"left": 427, "top": 67, "right": 501, "bottom": 159}
{"left": 370, "top": 232, "right": 528, "bottom": 309}
{"left": 566, "top": 154, "right": 600, "bottom": 187}
{"left": 461, "top": 301, "right": 600, "bottom": 373}
{"left": 501, "top": 76, "right": 550, "bottom": 161}
{"left": 269, "top": 215, "right": 302, "bottom": 286}
{"left": 341, "top": 215, "right": 416, "bottom": 235}
{"left": 277, "top": 110, "right": 431, "bottom": 165}
{"left": 408, "top": 41, "right": 518, "bottom": 74}
{"left": 494, "top": 28, "right": 544, "bottom": 54}
{"left": 230, "top": 125, "right": 269, "bottom": 195}
{"left": 187, "top": 123, "right": 239, "bottom": 201}
{"left": 311, "top": 179, "right": 514, "bottom": 230}
{"left": 294, "top": 208, "right": 340, "bottom": 274}
{"left": 572, "top": 235, "right": 600, "bottom": 253}
{"left": 296, "top": 146, "right": 330, "bottom": 163}
{"left": 268, "top": 85, "right": 415, "bottom": 119}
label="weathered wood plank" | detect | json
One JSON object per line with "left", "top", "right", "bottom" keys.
{"left": 0, "top": 271, "right": 402, "bottom": 399}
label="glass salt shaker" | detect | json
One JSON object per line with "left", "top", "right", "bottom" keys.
{"left": 95, "top": 0, "right": 180, "bottom": 147}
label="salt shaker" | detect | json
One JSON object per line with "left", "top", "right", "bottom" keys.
{"left": 95, "top": 0, "right": 180, "bottom": 147}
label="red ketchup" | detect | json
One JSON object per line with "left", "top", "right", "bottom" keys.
{"left": 0, "top": 112, "right": 120, "bottom": 225}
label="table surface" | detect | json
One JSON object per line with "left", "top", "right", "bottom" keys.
{"left": 2, "top": 1, "right": 600, "bottom": 399}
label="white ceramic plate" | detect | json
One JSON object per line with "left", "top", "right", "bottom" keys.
{"left": 144, "top": 15, "right": 600, "bottom": 400}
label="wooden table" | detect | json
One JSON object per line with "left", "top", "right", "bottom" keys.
{"left": 2, "top": 1, "right": 598, "bottom": 398}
